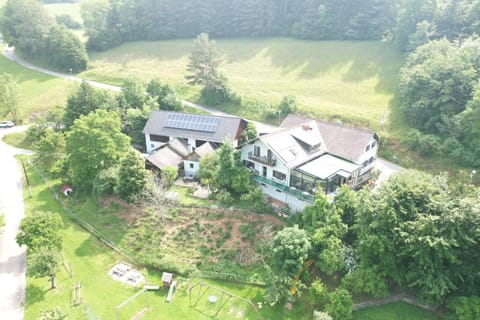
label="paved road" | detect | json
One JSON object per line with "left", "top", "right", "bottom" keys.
{"left": 2, "top": 46, "right": 279, "bottom": 134}
{"left": 0, "top": 125, "right": 33, "bottom": 320}
{"left": 375, "top": 158, "right": 403, "bottom": 187}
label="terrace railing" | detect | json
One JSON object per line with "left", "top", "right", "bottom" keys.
{"left": 248, "top": 152, "right": 276, "bottom": 166}
{"left": 253, "top": 175, "right": 314, "bottom": 203}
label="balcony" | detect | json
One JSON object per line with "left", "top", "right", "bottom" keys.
{"left": 253, "top": 175, "right": 314, "bottom": 203}
{"left": 248, "top": 152, "right": 276, "bottom": 166}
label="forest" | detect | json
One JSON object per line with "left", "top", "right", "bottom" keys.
{"left": 80, "top": 0, "right": 478, "bottom": 52}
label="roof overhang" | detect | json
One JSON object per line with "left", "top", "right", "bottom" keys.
{"left": 296, "top": 154, "right": 360, "bottom": 180}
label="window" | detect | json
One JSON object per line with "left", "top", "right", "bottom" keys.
{"left": 254, "top": 145, "right": 260, "bottom": 157}
{"left": 371, "top": 141, "right": 377, "bottom": 149}
{"left": 362, "top": 160, "right": 368, "bottom": 168}
{"left": 189, "top": 163, "right": 194, "bottom": 169}
{"left": 366, "top": 145, "right": 371, "bottom": 152}
{"left": 273, "top": 170, "right": 286, "bottom": 181}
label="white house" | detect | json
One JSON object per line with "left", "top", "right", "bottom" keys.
{"left": 183, "top": 142, "right": 218, "bottom": 178}
{"left": 240, "top": 114, "right": 378, "bottom": 212}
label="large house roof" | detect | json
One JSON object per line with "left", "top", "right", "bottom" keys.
{"left": 146, "top": 138, "right": 190, "bottom": 170}
{"left": 278, "top": 114, "right": 377, "bottom": 163}
{"left": 255, "top": 114, "right": 376, "bottom": 169}
{"left": 143, "top": 110, "right": 246, "bottom": 143}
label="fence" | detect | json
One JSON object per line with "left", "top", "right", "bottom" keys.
{"left": 29, "top": 162, "right": 135, "bottom": 263}
{"left": 28, "top": 162, "right": 267, "bottom": 286}
{"left": 353, "top": 293, "right": 438, "bottom": 313}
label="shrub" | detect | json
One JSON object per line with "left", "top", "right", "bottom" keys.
{"left": 445, "top": 296, "right": 480, "bottom": 320}
{"left": 216, "top": 190, "right": 233, "bottom": 205}
{"left": 201, "top": 75, "right": 232, "bottom": 105}
{"left": 309, "top": 279, "right": 329, "bottom": 306}
{"left": 93, "top": 167, "right": 119, "bottom": 196}
{"left": 325, "top": 288, "right": 353, "bottom": 320}
{"left": 161, "top": 166, "right": 178, "bottom": 188}
{"left": 26, "top": 123, "right": 48, "bottom": 147}
{"left": 278, "top": 95, "right": 297, "bottom": 117}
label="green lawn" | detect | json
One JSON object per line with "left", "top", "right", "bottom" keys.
{"left": 0, "top": 54, "right": 74, "bottom": 122}
{"left": 353, "top": 302, "right": 438, "bottom": 320}
{"left": 22, "top": 161, "right": 310, "bottom": 320}
{"left": 82, "top": 38, "right": 404, "bottom": 130}
{"left": 1, "top": 131, "right": 29, "bottom": 149}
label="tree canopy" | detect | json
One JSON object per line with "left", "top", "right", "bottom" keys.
{"left": 66, "top": 109, "right": 130, "bottom": 192}
{"left": 0, "top": 0, "right": 88, "bottom": 72}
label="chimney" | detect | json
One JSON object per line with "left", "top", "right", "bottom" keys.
{"left": 187, "top": 145, "right": 193, "bottom": 153}
{"left": 302, "top": 124, "right": 311, "bottom": 131}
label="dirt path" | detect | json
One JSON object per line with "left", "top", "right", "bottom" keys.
{"left": 0, "top": 126, "right": 33, "bottom": 320}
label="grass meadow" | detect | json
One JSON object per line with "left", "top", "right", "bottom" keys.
{"left": 353, "top": 302, "right": 438, "bottom": 320}
{"left": 0, "top": 54, "right": 76, "bottom": 122}
{"left": 82, "top": 38, "right": 405, "bottom": 130}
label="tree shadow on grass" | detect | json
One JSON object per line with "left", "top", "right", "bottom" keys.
{"left": 25, "top": 283, "right": 47, "bottom": 306}
{"left": 262, "top": 39, "right": 405, "bottom": 96}
{"left": 74, "top": 235, "right": 100, "bottom": 257}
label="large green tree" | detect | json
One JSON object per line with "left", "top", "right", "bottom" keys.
{"left": 271, "top": 225, "right": 312, "bottom": 277}
{"left": 45, "top": 25, "right": 88, "bottom": 72}
{"left": 115, "top": 148, "right": 147, "bottom": 202}
{"left": 398, "top": 39, "right": 477, "bottom": 133}
{"left": 16, "top": 212, "right": 63, "bottom": 289}
{"left": 0, "top": 0, "right": 52, "bottom": 55}
{"left": 66, "top": 109, "right": 130, "bottom": 192}
{"left": 0, "top": 73, "right": 21, "bottom": 123}
{"left": 63, "top": 81, "right": 112, "bottom": 129}
{"left": 186, "top": 33, "right": 221, "bottom": 89}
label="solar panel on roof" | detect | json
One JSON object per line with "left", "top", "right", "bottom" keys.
{"left": 165, "top": 114, "right": 220, "bottom": 132}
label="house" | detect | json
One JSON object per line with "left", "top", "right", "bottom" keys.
{"left": 240, "top": 114, "right": 378, "bottom": 212}
{"left": 145, "top": 138, "right": 191, "bottom": 171}
{"left": 143, "top": 110, "right": 248, "bottom": 154}
{"left": 183, "top": 142, "right": 218, "bottom": 178}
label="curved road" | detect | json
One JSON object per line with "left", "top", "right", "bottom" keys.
{"left": 2, "top": 46, "right": 279, "bottom": 134}
{"left": 0, "top": 125, "right": 33, "bottom": 320}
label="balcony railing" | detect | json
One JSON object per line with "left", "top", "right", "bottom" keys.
{"left": 253, "top": 175, "right": 314, "bottom": 203}
{"left": 248, "top": 152, "right": 276, "bottom": 166}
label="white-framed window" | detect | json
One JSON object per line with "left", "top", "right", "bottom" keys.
{"left": 189, "top": 163, "right": 194, "bottom": 169}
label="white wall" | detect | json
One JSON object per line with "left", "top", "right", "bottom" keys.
{"left": 184, "top": 160, "right": 199, "bottom": 177}
{"left": 357, "top": 136, "right": 378, "bottom": 174}
{"left": 258, "top": 183, "right": 311, "bottom": 213}
{"left": 240, "top": 140, "right": 290, "bottom": 186}
{"left": 145, "top": 134, "right": 167, "bottom": 153}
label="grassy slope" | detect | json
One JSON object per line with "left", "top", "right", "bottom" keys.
{"left": 0, "top": 55, "right": 74, "bottom": 122}
{"left": 353, "top": 302, "right": 438, "bottom": 320}
{"left": 83, "top": 38, "right": 404, "bottom": 130}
